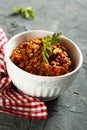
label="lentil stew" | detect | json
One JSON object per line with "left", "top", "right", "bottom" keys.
{"left": 10, "top": 34, "right": 73, "bottom": 76}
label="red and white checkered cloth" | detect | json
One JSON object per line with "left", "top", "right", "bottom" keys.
{"left": 0, "top": 28, "right": 48, "bottom": 119}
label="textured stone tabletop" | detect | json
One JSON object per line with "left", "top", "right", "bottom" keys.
{"left": 0, "top": 0, "right": 87, "bottom": 130}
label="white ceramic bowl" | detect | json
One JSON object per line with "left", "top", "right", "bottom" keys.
{"left": 5, "top": 30, "right": 83, "bottom": 101}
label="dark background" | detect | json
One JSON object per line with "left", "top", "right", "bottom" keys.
{"left": 0, "top": 0, "right": 87, "bottom": 130}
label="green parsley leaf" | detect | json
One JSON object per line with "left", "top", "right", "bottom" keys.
{"left": 52, "top": 32, "right": 62, "bottom": 44}
{"left": 42, "top": 50, "right": 49, "bottom": 64}
{"left": 42, "top": 32, "right": 62, "bottom": 64}
{"left": 13, "top": 7, "right": 34, "bottom": 20}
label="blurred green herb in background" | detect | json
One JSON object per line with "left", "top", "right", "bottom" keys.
{"left": 13, "top": 7, "right": 34, "bottom": 20}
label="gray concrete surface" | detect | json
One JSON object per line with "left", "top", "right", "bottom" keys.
{"left": 0, "top": 0, "right": 87, "bottom": 130}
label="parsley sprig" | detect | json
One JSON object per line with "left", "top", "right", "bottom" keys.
{"left": 42, "top": 32, "right": 62, "bottom": 64}
{"left": 13, "top": 7, "right": 34, "bottom": 20}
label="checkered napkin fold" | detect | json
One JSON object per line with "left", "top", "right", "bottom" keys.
{"left": 0, "top": 28, "right": 48, "bottom": 119}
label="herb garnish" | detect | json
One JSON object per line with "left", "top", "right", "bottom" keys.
{"left": 13, "top": 7, "right": 34, "bottom": 20}
{"left": 42, "top": 32, "right": 62, "bottom": 64}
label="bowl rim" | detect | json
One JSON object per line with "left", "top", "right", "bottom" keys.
{"left": 5, "top": 30, "right": 83, "bottom": 79}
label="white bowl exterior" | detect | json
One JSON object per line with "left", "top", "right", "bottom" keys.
{"left": 5, "top": 30, "right": 83, "bottom": 100}
{"left": 6, "top": 61, "right": 78, "bottom": 98}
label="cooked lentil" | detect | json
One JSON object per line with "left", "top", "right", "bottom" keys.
{"left": 10, "top": 37, "right": 73, "bottom": 76}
